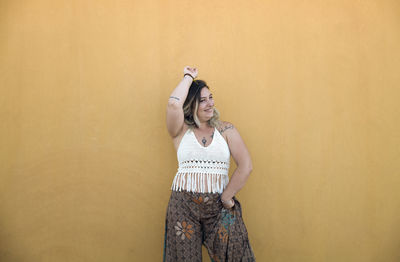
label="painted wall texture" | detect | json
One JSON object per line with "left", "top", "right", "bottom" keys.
{"left": 1, "top": 0, "right": 399, "bottom": 261}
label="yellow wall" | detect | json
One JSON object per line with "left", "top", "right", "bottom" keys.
{"left": 1, "top": 0, "right": 399, "bottom": 261}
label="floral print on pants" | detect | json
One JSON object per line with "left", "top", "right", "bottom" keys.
{"left": 163, "top": 190, "right": 256, "bottom": 262}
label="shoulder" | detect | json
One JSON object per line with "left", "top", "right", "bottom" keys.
{"left": 216, "top": 120, "right": 236, "bottom": 143}
{"left": 217, "top": 120, "right": 235, "bottom": 134}
{"left": 217, "top": 121, "right": 251, "bottom": 167}
{"left": 219, "top": 121, "right": 251, "bottom": 165}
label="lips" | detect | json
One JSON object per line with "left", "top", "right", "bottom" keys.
{"left": 205, "top": 108, "right": 213, "bottom": 112}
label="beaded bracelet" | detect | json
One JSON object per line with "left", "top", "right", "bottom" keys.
{"left": 184, "top": 73, "right": 195, "bottom": 80}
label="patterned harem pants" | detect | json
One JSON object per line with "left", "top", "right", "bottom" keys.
{"left": 163, "top": 190, "right": 256, "bottom": 262}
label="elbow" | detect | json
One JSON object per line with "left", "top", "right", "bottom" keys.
{"left": 240, "top": 162, "right": 253, "bottom": 175}
{"left": 247, "top": 165, "right": 253, "bottom": 175}
{"left": 247, "top": 159, "right": 253, "bottom": 173}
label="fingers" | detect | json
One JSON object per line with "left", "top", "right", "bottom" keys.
{"left": 184, "top": 66, "right": 197, "bottom": 72}
{"left": 223, "top": 203, "right": 234, "bottom": 209}
{"left": 222, "top": 199, "right": 235, "bottom": 209}
{"left": 183, "top": 66, "right": 198, "bottom": 78}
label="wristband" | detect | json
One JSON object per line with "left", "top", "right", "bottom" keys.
{"left": 184, "top": 73, "right": 195, "bottom": 80}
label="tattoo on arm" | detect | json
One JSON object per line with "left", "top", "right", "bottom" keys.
{"left": 219, "top": 124, "right": 234, "bottom": 134}
{"left": 169, "top": 96, "right": 180, "bottom": 101}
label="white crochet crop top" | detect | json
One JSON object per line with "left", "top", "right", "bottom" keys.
{"left": 171, "top": 127, "right": 230, "bottom": 193}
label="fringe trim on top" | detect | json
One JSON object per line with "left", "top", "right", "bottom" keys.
{"left": 171, "top": 172, "right": 229, "bottom": 193}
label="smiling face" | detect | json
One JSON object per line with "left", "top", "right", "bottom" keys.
{"left": 196, "top": 87, "right": 214, "bottom": 122}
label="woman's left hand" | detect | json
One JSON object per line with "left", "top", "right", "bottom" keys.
{"left": 221, "top": 198, "right": 235, "bottom": 209}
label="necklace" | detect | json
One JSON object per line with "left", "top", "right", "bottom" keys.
{"left": 195, "top": 128, "right": 214, "bottom": 146}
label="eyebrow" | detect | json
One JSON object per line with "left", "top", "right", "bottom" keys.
{"left": 200, "top": 94, "right": 213, "bottom": 99}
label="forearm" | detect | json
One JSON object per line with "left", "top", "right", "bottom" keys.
{"left": 168, "top": 75, "right": 193, "bottom": 107}
{"left": 221, "top": 165, "right": 252, "bottom": 201}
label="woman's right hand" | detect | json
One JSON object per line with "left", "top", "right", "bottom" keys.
{"left": 183, "top": 66, "right": 198, "bottom": 79}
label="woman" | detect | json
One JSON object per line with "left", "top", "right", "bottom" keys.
{"left": 163, "top": 66, "right": 256, "bottom": 262}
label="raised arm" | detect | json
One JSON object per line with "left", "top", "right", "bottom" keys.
{"left": 220, "top": 122, "right": 253, "bottom": 207}
{"left": 166, "top": 67, "right": 198, "bottom": 138}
